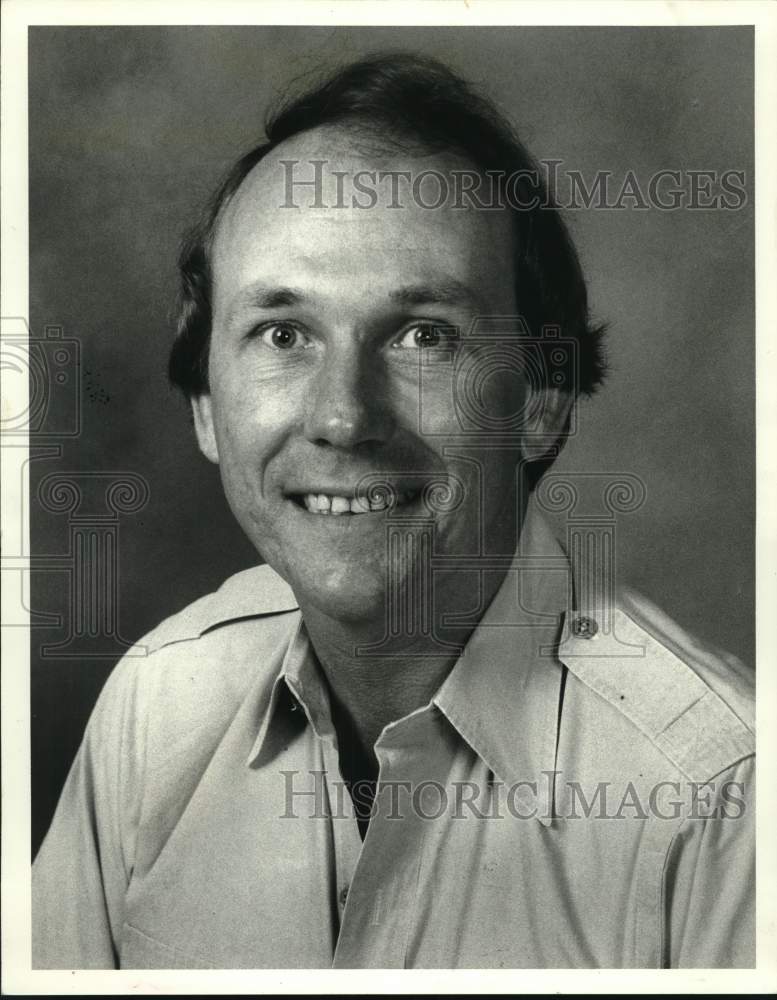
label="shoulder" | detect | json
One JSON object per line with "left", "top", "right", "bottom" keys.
{"left": 71, "top": 566, "right": 301, "bottom": 862}
{"left": 91, "top": 563, "right": 300, "bottom": 741}
{"left": 556, "top": 586, "right": 754, "bottom": 783}
{"left": 138, "top": 561, "right": 299, "bottom": 654}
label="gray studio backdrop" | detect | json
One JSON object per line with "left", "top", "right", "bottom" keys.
{"left": 29, "top": 26, "right": 754, "bottom": 854}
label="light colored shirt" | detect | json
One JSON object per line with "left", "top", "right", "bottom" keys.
{"left": 32, "top": 505, "right": 755, "bottom": 969}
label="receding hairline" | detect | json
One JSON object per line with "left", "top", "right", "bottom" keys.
{"left": 206, "top": 119, "right": 506, "bottom": 259}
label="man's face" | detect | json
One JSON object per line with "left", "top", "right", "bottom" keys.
{"left": 193, "top": 129, "right": 559, "bottom": 624}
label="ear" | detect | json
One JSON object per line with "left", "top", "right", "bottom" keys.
{"left": 521, "top": 388, "right": 574, "bottom": 461}
{"left": 190, "top": 394, "right": 220, "bottom": 464}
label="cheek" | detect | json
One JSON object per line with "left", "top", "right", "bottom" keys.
{"left": 209, "top": 365, "right": 301, "bottom": 455}
{"left": 207, "top": 377, "right": 302, "bottom": 512}
{"left": 458, "top": 362, "right": 529, "bottom": 434}
{"left": 480, "top": 369, "right": 528, "bottom": 420}
{"left": 401, "top": 370, "right": 458, "bottom": 437}
{"left": 408, "top": 360, "right": 528, "bottom": 439}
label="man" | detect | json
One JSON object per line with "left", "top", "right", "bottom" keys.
{"left": 33, "top": 53, "right": 754, "bottom": 969}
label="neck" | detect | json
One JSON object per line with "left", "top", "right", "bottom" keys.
{"left": 301, "top": 488, "right": 529, "bottom": 769}
{"left": 299, "top": 565, "right": 507, "bottom": 759}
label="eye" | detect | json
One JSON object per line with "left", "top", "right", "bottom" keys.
{"left": 258, "top": 322, "right": 309, "bottom": 350}
{"left": 392, "top": 323, "right": 450, "bottom": 350}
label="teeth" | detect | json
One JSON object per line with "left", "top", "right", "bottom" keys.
{"left": 300, "top": 491, "right": 414, "bottom": 515}
{"left": 331, "top": 496, "right": 350, "bottom": 514}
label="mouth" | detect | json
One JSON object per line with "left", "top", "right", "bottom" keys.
{"left": 288, "top": 489, "right": 420, "bottom": 516}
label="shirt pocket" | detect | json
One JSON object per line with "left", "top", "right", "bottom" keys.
{"left": 120, "top": 922, "right": 218, "bottom": 969}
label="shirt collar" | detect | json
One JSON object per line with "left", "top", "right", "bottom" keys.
{"left": 247, "top": 503, "right": 569, "bottom": 825}
{"left": 246, "top": 614, "right": 334, "bottom": 766}
{"left": 433, "top": 502, "right": 567, "bottom": 825}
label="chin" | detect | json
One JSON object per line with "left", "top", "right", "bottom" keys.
{"left": 294, "top": 567, "right": 393, "bottom": 626}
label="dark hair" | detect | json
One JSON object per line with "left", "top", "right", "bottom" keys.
{"left": 169, "top": 53, "right": 607, "bottom": 482}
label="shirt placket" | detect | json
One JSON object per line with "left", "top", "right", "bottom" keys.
{"left": 317, "top": 735, "right": 363, "bottom": 933}
{"left": 332, "top": 708, "right": 450, "bottom": 969}
{"left": 283, "top": 667, "right": 365, "bottom": 946}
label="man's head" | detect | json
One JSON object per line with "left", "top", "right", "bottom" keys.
{"left": 169, "top": 54, "right": 606, "bottom": 625}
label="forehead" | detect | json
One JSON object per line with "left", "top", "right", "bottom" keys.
{"left": 210, "top": 127, "right": 516, "bottom": 313}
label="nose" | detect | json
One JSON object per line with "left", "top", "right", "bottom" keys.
{"left": 303, "top": 343, "right": 395, "bottom": 450}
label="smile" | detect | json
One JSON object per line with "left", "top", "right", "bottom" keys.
{"left": 292, "top": 491, "right": 418, "bottom": 515}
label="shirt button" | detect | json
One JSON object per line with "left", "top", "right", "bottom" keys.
{"left": 571, "top": 615, "right": 598, "bottom": 638}
{"left": 339, "top": 886, "right": 349, "bottom": 907}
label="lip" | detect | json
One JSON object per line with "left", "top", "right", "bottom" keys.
{"left": 285, "top": 488, "right": 423, "bottom": 517}
{"left": 287, "top": 489, "right": 359, "bottom": 500}
{"left": 283, "top": 483, "right": 419, "bottom": 498}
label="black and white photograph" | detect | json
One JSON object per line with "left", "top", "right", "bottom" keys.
{"left": 2, "top": 0, "right": 776, "bottom": 992}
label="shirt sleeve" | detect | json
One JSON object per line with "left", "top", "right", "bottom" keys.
{"left": 663, "top": 754, "right": 755, "bottom": 968}
{"left": 32, "top": 653, "right": 145, "bottom": 969}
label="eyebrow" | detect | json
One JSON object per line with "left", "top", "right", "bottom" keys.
{"left": 228, "top": 278, "right": 485, "bottom": 319}
{"left": 388, "top": 280, "right": 485, "bottom": 310}
{"left": 235, "top": 285, "right": 306, "bottom": 310}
